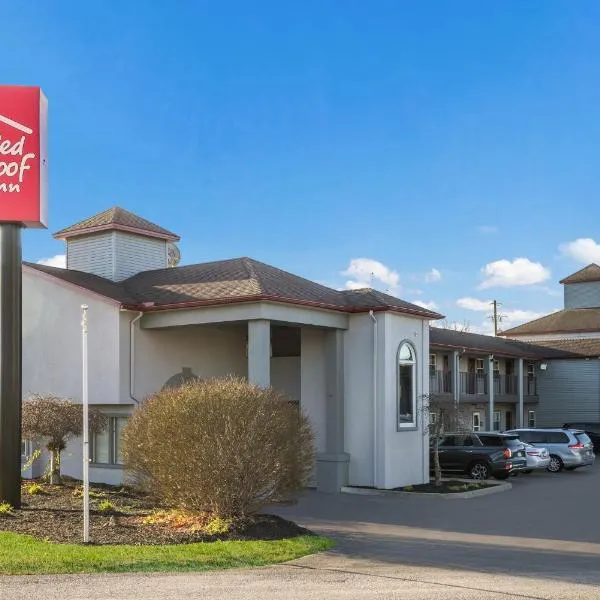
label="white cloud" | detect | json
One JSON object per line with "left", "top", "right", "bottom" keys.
{"left": 477, "top": 225, "right": 498, "bottom": 235}
{"left": 342, "top": 258, "right": 400, "bottom": 293}
{"left": 424, "top": 268, "right": 442, "bottom": 283}
{"left": 478, "top": 258, "right": 550, "bottom": 289}
{"left": 411, "top": 300, "right": 439, "bottom": 311}
{"left": 37, "top": 254, "right": 66, "bottom": 268}
{"left": 456, "top": 297, "right": 492, "bottom": 312}
{"left": 559, "top": 238, "right": 600, "bottom": 264}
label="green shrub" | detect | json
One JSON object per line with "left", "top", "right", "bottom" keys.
{"left": 26, "top": 483, "right": 46, "bottom": 496}
{"left": 97, "top": 500, "right": 115, "bottom": 513}
{"left": 123, "top": 376, "right": 314, "bottom": 517}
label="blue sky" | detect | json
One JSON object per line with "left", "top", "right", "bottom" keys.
{"left": 6, "top": 1, "right": 600, "bottom": 333}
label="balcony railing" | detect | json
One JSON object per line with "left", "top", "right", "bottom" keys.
{"left": 430, "top": 370, "right": 537, "bottom": 397}
{"left": 429, "top": 370, "right": 453, "bottom": 394}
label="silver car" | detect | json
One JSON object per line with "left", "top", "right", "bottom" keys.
{"left": 505, "top": 428, "right": 595, "bottom": 473}
{"left": 521, "top": 442, "right": 550, "bottom": 473}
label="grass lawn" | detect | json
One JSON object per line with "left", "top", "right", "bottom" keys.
{"left": 0, "top": 532, "right": 333, "bottom": 575}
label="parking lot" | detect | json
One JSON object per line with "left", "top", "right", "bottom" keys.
{"left": 3, "top": 464, "right": 600, "bottom": 599}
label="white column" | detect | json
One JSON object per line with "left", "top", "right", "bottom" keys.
{"left": 517, "top": 358, "right": 524, "bottom": 428}
{"left": 247, "top": 320, "right": 270, "bottom": 387}
{"left": 452, "top": 350, "right": 460, "bottom": 408}
{"left": 315, "top": 329, "right": 349, "bottom": 493}
{"left": 488, "top": 354, "right": 495, "bottom": 430}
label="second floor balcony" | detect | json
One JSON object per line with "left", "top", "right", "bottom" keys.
{"left": 429, "top": 370, "right": 537, "bottom": 399}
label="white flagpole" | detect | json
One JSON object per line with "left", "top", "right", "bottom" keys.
{"left": 81, "top": 305, "right": 90, "bottom": 544}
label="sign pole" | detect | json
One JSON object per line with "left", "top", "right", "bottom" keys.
{"left": 0, "top": 224, "right": 22, "bottom": 508}
{"left": 81, "top": 305, "right": 90, "bottom": 543}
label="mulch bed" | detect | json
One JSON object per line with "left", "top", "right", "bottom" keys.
{"left": 395, "top": 480, "right": 495, "bottom": 494}
{"left": 0, "top": 479, "right": 311, "bottom": 545}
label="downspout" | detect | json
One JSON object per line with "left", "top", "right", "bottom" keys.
{"left": 369, "top": 310, "right": 378, "bottom": 488}
{"left": 422, "top": 319, "right": 427, "bottom": 484}
{"left": 129, "top": 312, "right": 143, "bottom": 406}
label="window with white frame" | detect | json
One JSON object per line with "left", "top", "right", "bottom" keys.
{"left": 92, "top": 416, "right": 128, "bottom": 466}
{"left": 475, "top": 358, "right": 485, "bottom": 374}
{"left": 493, "top": 411, "right": 501, "bottom": 431}
{"left": 398, "top": 342, "right": 417, "bottom": 428}
{"left": 528, "top": 410, "right": 536, "bottom": 428}
{"left": 493, "top": 359, "right": 500, "bottom": 374}
{"left": 429, "top": 354, "right": 437, "bottom": 375}
{"left": 527, "top": 362, "right": 535, "bottom": 377}
{"left": 472, "top": 412, "right": 481, "bottom": 432}
{"left": 429, "top": 412, "right": 437, "bottom": 426}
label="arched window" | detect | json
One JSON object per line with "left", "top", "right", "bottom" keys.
{"left": 398, "top": 342, "right": 417, "bottom": 428}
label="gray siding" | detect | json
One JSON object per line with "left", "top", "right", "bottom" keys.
{"left": 564, "top": 282, "right": 600, "bottom": 309}
{"left": 114, "top": 232, "right": 167, "bottom": 281}
{"left": 536, "top": 359, "right": 600, "bottom": 426}
{"left": 66, "top": 232, "right": 115, "bottom": 279}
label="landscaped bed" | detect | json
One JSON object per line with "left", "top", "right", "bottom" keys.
{"left": 397, "top": 480, "right": 498, "bottom": 494}
{"left": 0, "top": 479, "right": 314, "bottom": 545}
{"left": 0, "top": 479, "right": 331, "bottom": 575}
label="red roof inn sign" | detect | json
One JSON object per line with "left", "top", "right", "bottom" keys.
{"left": 0, "top": 86, "right": 47, "bottom": 228}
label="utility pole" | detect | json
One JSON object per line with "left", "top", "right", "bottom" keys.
{"left": 490, "top": 300, "right": 506, "bottom": 336}
{"left": 493, "top": 300, "right": 498, "bottom": 336}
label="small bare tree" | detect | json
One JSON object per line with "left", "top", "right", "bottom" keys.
{"left": 438, "top": 319, "right": 472, "bottom": 332}
{"left": 422, "top": 395, "right": 471, "bottom": 487}
{"left": 22, "top": 395, "right": 107, "bottom": 484}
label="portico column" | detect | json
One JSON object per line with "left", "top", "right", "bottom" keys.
{"left": 517, "top": 358, "right": 524, "bottom": 428}
{"left": 316, "top": 329, "right": 349, "bottom": 493}
{"left": 247, "top": 320, "right": 270, "bottom": 387}
{"left": 488, "top": 354, "right": 495, "bottom": 430}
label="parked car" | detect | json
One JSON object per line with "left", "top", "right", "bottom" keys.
{"left": 521, "top": 442, "right": 550, "bottom": 474}
{"left": 430, "top": 432, "right": 527, "bottom": 480}
{"left": 504, "top": 428, "right": 595, "bottom": 473}
{"left": 563, "top": 423, "right": 600, "bottom": 453}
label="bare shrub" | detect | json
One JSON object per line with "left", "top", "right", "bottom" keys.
{"left": 122, "top": 376, "right": 314, "bottom": 517}
{"left": 423, "top": 395, "right": 471, "bottom": 487}
{"left": 22, "top": 395, "right": 107, "bottom": 484}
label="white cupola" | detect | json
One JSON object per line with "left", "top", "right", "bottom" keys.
{"left": 53, "top": 206, "right": 180, "bottom": 281}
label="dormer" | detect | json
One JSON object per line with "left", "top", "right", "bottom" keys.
{"left": 559, "top": 263, "right": 600, "bottom": 309}
{"left": 53, "top": 207, "right": 180, "bottom": 282}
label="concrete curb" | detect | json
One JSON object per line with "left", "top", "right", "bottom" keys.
{"left": 341, "top": 479, "right": 512, "bottom": 499}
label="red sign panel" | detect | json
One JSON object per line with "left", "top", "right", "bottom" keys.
{"left": 0, "top": 86, "right": 47, "bottom": 228}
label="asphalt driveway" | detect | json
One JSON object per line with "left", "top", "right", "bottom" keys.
{"left": 3, "top": 464, "right": 600, "bottom": 599}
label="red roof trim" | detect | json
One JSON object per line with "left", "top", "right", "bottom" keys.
{"left": 54, "top": 223, "right": 180, "bottom": 242}
{"left": 122, "top": 294, "right": 443, "bottom": 319}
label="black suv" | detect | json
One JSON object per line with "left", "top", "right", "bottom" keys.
{"left": 430, "top": 432, "right": 527, "bottom": 480}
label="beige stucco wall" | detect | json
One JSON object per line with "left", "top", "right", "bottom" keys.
{"left": 379, "top": 313, "right": 429, "bottom": 488}
{"left": 24, "top": 267, "right": 121, "bottom": 403}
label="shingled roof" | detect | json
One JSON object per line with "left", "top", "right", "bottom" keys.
{"left": 25, "top": 257, "right": 444, "bottom": 319}
{"left": 529, "top": 338, "right": 600, "bottom": 358}
{"left": 500, "top": 308, "right": 600, "bottom": 336}
{"left": 430, "top": 327, "right": 578, "bottom": 359}
{"left": 53, "top": 207, "right": 180, "bottom": 242}
{"left": 559, "top": 263, "right": 600, "bottom": 285}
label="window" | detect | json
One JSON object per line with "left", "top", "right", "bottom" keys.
{"left": 21, "top": 438, "right": 31, "bottom": 459}
{"left": 429, "top": 412, "right": 437, "bottom": 425}
{"left": 92, "top": 416, "right": 128, "bottom": 466}
{"left": 397, "top": 342, "right": 417, "bottom": 428}
{"left": 527, "top": 361, "right": 535, "bottom": 377}
{"left": 480, "top": 435, "right": 503, "bottom": 446}
{"left": 528, "top": 410, "right": 536, "bottom": 428}
{"left": 493, "top": 411, "right": 501, "bottom": 431}
{"left": 472, "top": 412, "right": 481, "bottom": 432}
{"left": 429, "top": 354, "right": 437, "bottom": 375}
{"left": 475, "top": 359, "right": 485, "bottom": 374}
{"left": 493, "top": 360, "right": 500, "bottom": 374}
